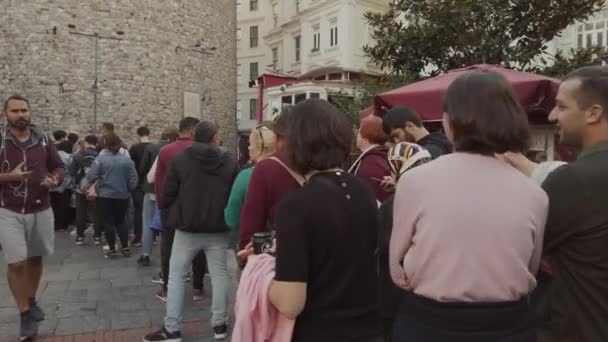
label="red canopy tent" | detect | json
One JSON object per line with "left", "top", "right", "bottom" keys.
{"left": 373, "top": 64, "right": 561, "bottom": 122}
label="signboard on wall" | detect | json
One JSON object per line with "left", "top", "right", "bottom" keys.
{"left": 183, "top": 91, "right": 201, "bottom": 118}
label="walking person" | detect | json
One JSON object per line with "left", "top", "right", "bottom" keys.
{"left": 389, "top": 72, "right": 548, "bottom": 342}
{"left": 152, "top": 117, "right": 207, "bottom": 302}
{"left": 48, "top": 138, "right": 73, "bottom": 232}
{"left": 144, "top": 121, "right": 238, "bottom": 342}
{"left": 70, "top": 135, "right": 101, "bottom": 245}
{"left": 129, "top": 126, "right": 152, "bottom": 247}
{"left": 534, "top": 66, "right": 608, "bottom": 342}
{"left": 84, "top": 132, "right": 138, "bottom": 259}
{"left": 0, "top": 95, "right": 64, "bottom": 341}
{"left": 137, "top": 127, "right": 178, "bottom": 267}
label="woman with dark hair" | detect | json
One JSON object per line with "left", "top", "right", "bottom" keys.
{"left": 248, "top": 99, "right": 382, "bottom": 341}
{"left": 349, "top": 115, "right": 391, "bottom": 203}
{"left": 85, "top": 132, "right": 138, "bottom": 259}
{"left": 389, "top": 71, "right": 548, "bottom": 342}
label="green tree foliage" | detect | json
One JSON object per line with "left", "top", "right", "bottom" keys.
{"left": 364, "top": 0, "right": 605, "bottom": 77}
{"left": 328, "top": 74, "right": 410, "bottom": 127}
{"left": 540, "top": 46, "right": 608, "bottom": 77}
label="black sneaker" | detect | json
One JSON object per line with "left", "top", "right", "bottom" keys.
{"left": 29, "top": 299, "right": 45, "bottom": 322}
{"left": 105, "top": 250, "right": 118, "bottom": 259}
{"left": 137, "top": 255, "right": 151, "bottom": 267}
{"left": 143, "top": 327, "right": 182, "bottom": 342}
{"left": 213, "top": 324, "right": 228, "bottom": 340}
{"left": 93, "top": 237, "right": 102, "bottom": 245}
{"left": 75, "top": 236, "right": 85, "bottom": 246}
{"left": 19, "top": 311, "right": 39, "bottom": 341}
{"left": 121, "top": 248, "right": 131, "bottom": 258}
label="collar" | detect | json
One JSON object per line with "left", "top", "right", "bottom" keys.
{"left": 176, "top": 137, "right": 192, "bottom": 141}
{"left": 577, "top": 140, "right": 608, "bottom": 161}
{"left": 4, "top": 125, "right": 45, "bottom": 145}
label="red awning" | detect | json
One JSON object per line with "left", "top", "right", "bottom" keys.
{"left": 374, "top": 64, "right": 560, "bottom": 121}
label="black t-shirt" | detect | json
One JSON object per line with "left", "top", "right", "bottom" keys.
{"left": 129, "top": 142, "right": 151, "bottom": 185}
{"left": 275, "top": 171, "right": 381, "bottom": 342}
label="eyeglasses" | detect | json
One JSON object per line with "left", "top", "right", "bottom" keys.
{"left": 254, "top": 124, "right": 266, "bottom": 153}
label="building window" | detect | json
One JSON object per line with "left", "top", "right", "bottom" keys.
{"left": 250, "top": 26, "right": 258, "bottom": 48}
{"left": 295, "top": 35, "right": 301, "bottom": 62}
{"left": 249, "top": 98, "right": 258, "bottom": 120}
{"left": 577, "top": 18, "right": 608, "bottom": 48}
{"left": 272, "top": 48, "right": 279, "bottom": 71}
{"left": 330, "top": 19, "right": 338, "bottom": 47}
{"left": 296, "top": 0, "right": 300, "bottom": 13}
{"left": 250, "top": 62, "right": 259, "bottom": 81}
{"left": 237, "top": 64, "right": 242, "bottom": 79}
{"left": 250, "top": 0, "right": 258, "bottom": 11}
{"left": 312, "top": 25, "right": 320, "bottom": 52}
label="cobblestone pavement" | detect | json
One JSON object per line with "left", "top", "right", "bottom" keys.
{"left": 0, "top": 230, "right": 238, "bottom": 342}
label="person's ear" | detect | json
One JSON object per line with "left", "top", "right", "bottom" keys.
{"left": 586, "top": 104, "right": 604, "bottom": 125}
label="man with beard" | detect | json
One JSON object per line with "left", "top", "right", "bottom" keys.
{"left": 536, "top": 66, "right": 608, "bottom": 342}
{"left": 0, "top": 95, "right": 64, "bottom": 341}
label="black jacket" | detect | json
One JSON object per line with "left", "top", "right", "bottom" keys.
{"left": 417, "top": 132, "right": 452, "bottom": 159}
{"left": 139, "top": 141, "right": 168, "bottom": 194}
{"left": 161, "top": 143, "right": 239, "bottom": 233}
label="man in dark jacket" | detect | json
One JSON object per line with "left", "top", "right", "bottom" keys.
{"left": 144, "top": 121, "right": 238, "bottom": 342}
{"left": 136, "top": 127, "right": 178, "bottom": 267}
{"left": 0, "top": 95, "right": 64, "bottom": 341}
{"left": 69, "top": 135, "right": 100, "bottom": 245}
{"left": 382, "top": 107, "right": 452, "bottom": 158}
{"left": 128, "top": 126, "right": 151, "bottom": 246}
{"left": 536, "top": 66, "right": 608, "bottom": 342}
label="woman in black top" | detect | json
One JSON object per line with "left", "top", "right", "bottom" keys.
{"left": 270, "top": 99, "right": 382, "bottom": 341}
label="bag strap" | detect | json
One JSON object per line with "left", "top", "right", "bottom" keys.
{"left": 268, "top": 156, "right": 306, "bottom": 186}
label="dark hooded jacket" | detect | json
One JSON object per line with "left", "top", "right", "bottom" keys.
{"left": 161, "top": 142, "right": 239, "bottom": 233}
{"left": 417, "top": 131, "right": 452, "bottom": 159}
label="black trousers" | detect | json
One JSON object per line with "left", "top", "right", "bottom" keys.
{"left": 75, "top": 193, "right": 101, "bottom": 238}
{"left": 50, "top": 190, "right": 72, "bottom": 231}
{"left": 131, "top": 189, "right": 145, "bottom": 242}
{"left": 392, "top": 292, "right": 535, "bottom": 342}
{"left": 97, "top": 197, "right": 129, "bottom": 251}
{"left": 160, "top": 228, "right": 207, "bottom": 292}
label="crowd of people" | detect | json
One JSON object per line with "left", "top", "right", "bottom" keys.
{"left": 0, "top": 65, "right": 607, "bottom": 342}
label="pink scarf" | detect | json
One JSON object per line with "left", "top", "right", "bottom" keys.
{"left": 233, "top": 254, "right": 295, "bottom": 342}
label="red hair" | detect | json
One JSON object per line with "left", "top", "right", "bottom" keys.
{"left": 359, "top": 115, "right": 388, "bottom": 145}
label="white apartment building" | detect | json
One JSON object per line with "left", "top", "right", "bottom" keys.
{"left": 547, "top": 4, "right": 608, "bottom": 56}
{"left": 236, "top": 0, "right": 390, "bottom": 132}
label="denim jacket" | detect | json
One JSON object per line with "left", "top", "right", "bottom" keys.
{"left": 86, "top": 150, "right": 138, "bottom": 199}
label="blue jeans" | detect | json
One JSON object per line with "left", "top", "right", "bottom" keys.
{"left": 141, "top": 193, "right": 156, "bottom": 256}
{"left": 165, "top": 230, "right": 230, "bottom": 332}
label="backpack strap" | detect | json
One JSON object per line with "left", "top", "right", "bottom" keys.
{"left": 267, "top": 156, "right": 306, "bottom": 186}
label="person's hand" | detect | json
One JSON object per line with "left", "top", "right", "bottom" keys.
{"left": 392, "top": 267, "right": 412, "bottom": 290}
{"left": 8, "top": 162, "right": 32, "bottom": 182}
{"left": 40, "top": 175, "right": 58, "bottom": 188}
{"left": 496, "top": 152, "right": 538, "bottom": 177}
{"left": 237, "top": 242, "right": 255, "bottom": 260}
{"left": 380, "top": 175, "right": 396, "bottom": 193}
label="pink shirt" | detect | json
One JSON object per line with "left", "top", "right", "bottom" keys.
{"left": 390, "top": 153, "right": 548, "bottom": 302}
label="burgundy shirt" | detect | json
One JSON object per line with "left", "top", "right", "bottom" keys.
{"left": 352, "top": 146, "right": 391, "bottom": 202}
{"left": 238, "top": 155, "right": 300, "bottom": 249}
{"left": 154, "top": 137, "right": 194, "bottom": 206}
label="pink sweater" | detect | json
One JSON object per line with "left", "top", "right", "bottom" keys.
{"left": 390, "top": 153, "right": 548, "bottom": 302}
{"left": 233, "top": 254, "right": 295, "bottom": 342}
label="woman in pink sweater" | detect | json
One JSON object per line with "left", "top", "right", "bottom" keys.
{"left": 389, "top": 71, "right": 548, "bottom": 342}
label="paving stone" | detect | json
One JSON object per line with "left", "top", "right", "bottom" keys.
{"left": 68, "top": 279, "right": 111, "bottom": 291}
{"left": 55, "top": 302, "right": 97, "bottom": 319}
{"left": 110, "top": 275, "right": 143, "bottom": 287}
{"left": 55, "top": 315, "right": 110, "bottom": 335}
{"left": 77, "top": 269, "right": 100, "bottom": 280}
{"left": 111, "top": 311, "right": 151, "bottom": 330}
